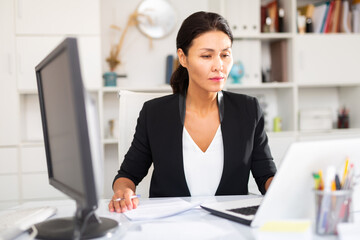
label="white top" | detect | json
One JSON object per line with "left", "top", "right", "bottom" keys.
{"left": 182, "top": 126, "right": 224, "bottom": 196}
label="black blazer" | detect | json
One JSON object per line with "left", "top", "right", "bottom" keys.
{"left": 114, "top": 91, "right": 276, "bottom": 197}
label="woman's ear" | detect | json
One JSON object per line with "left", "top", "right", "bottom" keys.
{"left": 177, "top": 48, "right": 187, "bottom": 68}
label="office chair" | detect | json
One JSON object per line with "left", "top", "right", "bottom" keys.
{"left": 118, "top": 90, "right": 170, "bottom": 198}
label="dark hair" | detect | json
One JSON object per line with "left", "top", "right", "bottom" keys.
{"left": 170, "top": 11, "right": 233, "bottom": 95}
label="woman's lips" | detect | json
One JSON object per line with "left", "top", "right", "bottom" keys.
{"left": 209, "top": 77, "right": 224, "bottom": 81}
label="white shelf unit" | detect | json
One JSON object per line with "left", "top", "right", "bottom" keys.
{"left": 210, "top": 0, "right": 360, "bottom": 136}
{"left": 1, "top": 0, "right": 360, "bottom": 207}
{"left": 206, "top": 0, "right": 360, "bottom": 195}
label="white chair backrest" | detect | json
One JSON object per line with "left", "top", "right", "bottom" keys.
{"left": 118, "top": 90, "right": 170, "bottom": 197}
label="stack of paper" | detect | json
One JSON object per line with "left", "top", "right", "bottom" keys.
{"left": 123, "top": 198, "right": 200, "bottom": 221}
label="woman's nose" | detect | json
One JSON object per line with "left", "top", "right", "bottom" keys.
{"left": 212, "top": 56, "right": 223, "bottom": 72}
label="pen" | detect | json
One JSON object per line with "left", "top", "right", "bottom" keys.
{"left": 341, "top": 157, "right": 349, "bottom": 187}
{"left": 319, "top": 170, "right": 324, "bottom": 190}
{"left": 335, "top": 174, "right": 341, "bottom": 190}
{"left": 113, "top": 194, "right": 141, "bottom": 202}
{"left": 313, "top": 173, "right": 320, "bottom": 190}
{"left": 343, "top": 164, "right": 354, "bottom": 190}
{"left": 318, "top": 166, "right": 335, "bottom": 234}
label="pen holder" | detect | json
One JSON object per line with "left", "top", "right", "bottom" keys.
{"left": 314, "top": 189, "right": 352, "bottom": 235}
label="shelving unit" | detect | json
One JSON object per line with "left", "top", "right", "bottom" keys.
{"left": 0, "top": 0, "right": 102, "bottom": 208}
{"left": 1, "top": 0, "right": 360, "bottom": 206}
{"left": 207, "top": 0, "right": 360, "bottom": 194}
{"left": 210, "top": 0, "right": 360, "bottom": 136}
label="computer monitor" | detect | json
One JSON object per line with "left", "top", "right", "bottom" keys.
{"left": 35, "top": 38, "right": 118, "bottom": 239}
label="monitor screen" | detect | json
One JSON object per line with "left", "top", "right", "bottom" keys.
{"left": 35, "top": 38, "right": 117, "bottom": 239}
{"left": 39, "top": 45, "right": 85, "bottom": 198}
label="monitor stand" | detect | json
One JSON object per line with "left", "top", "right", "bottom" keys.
{"left": 34, "top": 206, "right": 118, "bottom": 240}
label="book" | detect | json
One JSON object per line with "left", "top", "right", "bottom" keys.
{"left": 320, "top": 1, "right": 331, "bottom": 33}
{"left": 340, "top": 0, "right": 351, "bottom": 33}
{"left": 328, "top": 0, "right": 342, "bottom": 33}
{"left": 270, "top": 40, "right": 288, "bottom": 82}
{"left": 323, "top": 0, "right": 335, "bottom": 33}
{"left": 313, "top": 2, "right": 329, "bottom": 33}
{"left": 353, "top": 2, "right": 360, "bottom": 33}
{"left": 165, "top": 55, "right": 174, "bottom": 84}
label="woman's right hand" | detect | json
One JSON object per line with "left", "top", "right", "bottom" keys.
{"left": 108, "top": 178, "right": 139, "bottom": 213}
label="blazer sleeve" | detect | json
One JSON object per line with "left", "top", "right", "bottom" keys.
{"left": 112, "top": 102, "right": 153, "bottom": 187}
{"left": 250, "top": 98, "right": 277, "bottom": 195}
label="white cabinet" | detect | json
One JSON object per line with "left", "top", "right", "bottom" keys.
{"left": 22, "top": 173, "right": 66, "bottom": 199}
{"left": 20, "top": 146, "right": 47, "bottom": 172}
{"left": 77, "top": 37, "right": 102, "bottom": 90}
{"left": 0, "top": 0, "right": 19, "bottom": 146}
{"left": 15, "top": 0, "right": 100, "bottom": 35}
{"left": 295, "top": 35, "right": 360, "bottom": 85}
{"left": 0, "top": 148, "right": 18, "bottom": 174}
{"left": 0, "top": 0, "right": 101, "bottom": 208}
{"left": 20, "top": 94, "right": 43, "bottom": 142}
{"left": 0, "top": 148, "right": 19, "bottom": 201}
{"left": 0, "top": 176, "right": 19, "bottom": 201}
{"left": 16, "top": 37, "right": 63, "bottom": 91}
{"left": 16, "top": 36, "right": 102, "bottom": 91}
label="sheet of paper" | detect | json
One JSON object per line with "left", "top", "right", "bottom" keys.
{"left": 134, "top": 221, "right": 242, "bottom": 240}
{"left": 123, "top": 198, "right": 200, "bottom": 221}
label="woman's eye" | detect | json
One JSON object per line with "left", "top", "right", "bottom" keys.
{"left": 201, "top": 55, "right": 211, "bottom": 58}
{"left": 222, "top": 54, "right": 230, "bottom": 58}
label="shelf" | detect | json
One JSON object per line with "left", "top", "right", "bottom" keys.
{"left": 267, "top": 131, "right": 297, "bottom": 138}
{"left": 20, "top": 141, "right": 44, "bottom": 147}
{"left": 234, "top": 33, "right": 293, "bottom": 40}
{"left": 268, "top": 129, "right": 360, "bottom": 139}
{"left": 297, "top": 82, "right": 360, "bottom": 88}
{"left": 102, "top": 139, "right": 118, "bottom": 145}
{"left": 226, "top": 82, "right": 294, "bottom": 90}
{"left": 296, "top": 33, "right": 360, "bottom": 38}
{"left": 0, "top": 144, "right": 18, "bottom": 148}
{"left": 18, "top": 89, "right": 38, "bottom": 95}
{"left": 298, "top": 128, "right": 360, "bottom": 137}
{"left": 102, "top": 85, "right": 173, "bottom": 93}
{"left": 19, "top": 88, "right": 100, "bottom": 95}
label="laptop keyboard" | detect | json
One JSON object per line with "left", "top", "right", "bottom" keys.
{"left": 227, "top": 205, "right": 259, "bottom": 216}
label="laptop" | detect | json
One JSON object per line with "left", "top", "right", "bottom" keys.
{"left": 201, "top": 138, "right": 360, "bottom": 227}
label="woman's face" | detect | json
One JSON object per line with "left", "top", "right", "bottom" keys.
{"left": 178, "top": 30, "right": 233, "bottom": 94}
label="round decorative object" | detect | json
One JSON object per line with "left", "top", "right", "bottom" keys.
{"left": 229, "top": 61, "right": 245, "bottom": 84}
{"left": 136, "top": 0, "right": 177, "bottom": 39}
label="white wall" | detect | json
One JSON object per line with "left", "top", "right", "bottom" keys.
{"left": 101, "top": 0, "right": 209, "bottom": 88}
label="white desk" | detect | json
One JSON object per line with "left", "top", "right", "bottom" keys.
{"left": 5, "top": 195, "right": 358, "bottom": 240}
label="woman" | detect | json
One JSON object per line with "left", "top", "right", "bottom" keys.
{"left": 109, "top": 11, "right": 276, "bottom": 213}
